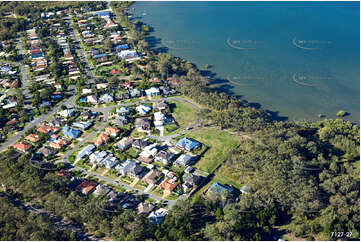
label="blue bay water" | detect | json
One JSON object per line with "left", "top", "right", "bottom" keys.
{"left": 132, "top": 1, "right": 360, "bottom": 122}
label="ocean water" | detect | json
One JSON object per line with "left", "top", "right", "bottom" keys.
{"left": 132, "top": 1, "right": 360, "bottom": 122}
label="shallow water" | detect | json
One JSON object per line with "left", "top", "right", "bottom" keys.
{"left": 133, "top": 1, "right": 360, "bottom": 122}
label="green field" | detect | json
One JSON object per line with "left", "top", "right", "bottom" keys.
{"left": 187, "top": 127, "right": 242, "bottom": 173}
{"left": 168, "top": 100, "right": 198, "bottom": 127}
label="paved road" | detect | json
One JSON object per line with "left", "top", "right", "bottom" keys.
{"left": 0, "top": 192, "right": 96, "bottom": 241}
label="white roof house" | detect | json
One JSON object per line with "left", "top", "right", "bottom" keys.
{"left": 2, "top": 102, "right": 17, "bottom": 109}
{"left": 100, "top": 154, "right": 119, "bottom": 169}
{"left": 89, "top": 150, "right": 108, "bottom": 164}
{"left": 87, "top": 95, "right": 98, "bottom": 104}
{"left": 115, "top": 159, "right": 136, "bottom": 176}
{"left": 136, "top": 105, "right": 152, "bottom": 115}
{"left": 145, "top": 87, "right": 160, "bottom": 97}
{"left": 77, "top": 144, "right": 95, "bottom": 160}
{"left": 82, "top": 88, "right": 93, "bottom": 95}
{"left": 59, "top": 109, "right": 75, "bottom": 118}
{"left": 154, "top": 112, "right": 167, "bottom": 127}
{"left": 139, "top": 143, "right": 158, "bottom": 160}
{"left": 99, "top": 93, "right": 114, "bottom": 103}
{"left": 175, "top": 154, "right": 192, "bottom": 166}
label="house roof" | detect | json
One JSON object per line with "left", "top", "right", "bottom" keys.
{"left": 160, "top": 177, "right": 179, "bottom": 192}
{"left": 176, "top": 137, "right": 200, "bottom": 151}
{"left": 14, "top": 142, "right": 32, "bottom": 152}
{"left": 95, "top": 133, "right": 110, "bottom": 146}
{"left": 25, "top": 134, "right": 40, "bottom": 143}
{"left": 142, "top": 169, "right": 162, "bottom": 184}
{"left": 207, "top": 182, "right": 234, "bottom": 196}
{"left": 137, "top": 202, "right": 155, "bottom": 215}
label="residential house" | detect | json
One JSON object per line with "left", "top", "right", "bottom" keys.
{"left": 159, "top": 86, "right": 175, "bottom": 96}
{"left": 135, "top": 118, "right": 152, "bottom": 132}
{"left": 153, "top": 112, "right": 167, "bottom": 127}
{"left": 76, "top": 180, "right": 97, "bottom": 195}
{"left": 183, "top": 174, "right": 202, "bottom": 193}
{"left": 116, "top": 107, "right": 130, "bottom": 115}
{"left": 138, "top": 143, "right": 158, "bottom": 163}
{"left": 87, "top": 95, "right": 98, "bottom": 104}
{"left": 136, "top": 105, "right": 151, "bottom": 115}
{"left": 206, "top": 182, "right": 234, "bottom": 199}
{"left": 132, "top": 139, "right": 148, "bottom": 150}
{"left": 101, "top": 154, "right": 119, "bottom": 169}
{"left": 82, "top": 88, "right": 93, "bottom": 95}
{"left": 25, "top": 134, "right": 40, "bottom": 143}
{"left": 160, "top": 177, "right": 179, "bottom": 193}
{"left": 72, "top": 121, "right": 93, "bottom": 130}
{"left": 128, "top": 163, "right": 146, "bottom": 179}
{"left": 130, "top": 88, "right": 141, "bottom": 98}
{"left": 114, "top": 159, "right": 136, "bottom": 176}
{"left": 95, "top": 133, "right": 110, "bottom": 146}
{"left": 49, "top": 136, "right": 70, "bottom": 149}
{"left": 59, "top": 109, "right": 75, "bottom": 118}
{"left": 13, "top": 142, "right": 32, "bottom": 153}
{"left": 176, "top": 137, "right": 200, "bottom": 151}
{"left": 174, "top": 154, "right": 193, "bottom": 166}
{"left": 145, "top": 87, "right": 160, "bottom": 97}
{"left": 62, "top": 126, "right": 82, "bottom": 139}
{"left": 99, "top": 93, "right": 114, "bottom": 103}
{"left": 115, "top": 137, "right": 133, "bottom": 150}
{"left": 142, "top": 169, "right": 163, "bottom": 185}
{"left": 96, "top": 83, "right": 108, "bottom": 89}
{"left": 137, "top": 202, "right": 155, "bottom": 215}
{"left": 154, "top": 150, "right": 175, "bottom": 165}
{"left": 105, "top": 127, "right": 121, "bottom": 137}
{"left": 77, "top": 144, "right": 96, "bottom": 160}
{"left": 38, "top": 146, "right": 56, "bottom": 157}
{"left": 89, "top": 150, "right": 108, "bottom": 164}
{"left": 184, "top": 166, "right": 195, "bottom": 174}
{"left": 148, "top": 208, "right": 168, "bottom": 224}
{"left": 114, "top": 115, "right": 129, "bottom": 126}
{"left": 93, "top": 184, "right": 111, "bottom": 197}
{"left": 153, "top": 100, "right": 168, "bottom": 111}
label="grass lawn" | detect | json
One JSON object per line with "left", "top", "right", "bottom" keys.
{"left": 126, "top": 147, "right": 139, "bottom": 158}
{"left": 187, "top": 127, "right": 242, "bottom": 173}
{"left": 168, "top": 100, "right": 198, "bottom": 127}
{"left": 163, "top": 123, "right": 180, "bottom": 136}
{"left": 118, "top": 175, "right": 133, "bottom": 185}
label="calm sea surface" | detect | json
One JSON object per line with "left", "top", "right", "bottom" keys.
{"left": 132, "top": 1, "right": 360, "bottom": 122}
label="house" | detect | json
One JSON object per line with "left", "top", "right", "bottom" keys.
{"left": 183, "top": 174, "right": 202, "bottom": 192}
{"left": 154, "top": 150, "right": 175, "bottom": 165}
{"left": 89, "top": 150, "right": 108, "bottom": 164}
{"left": 77, "top": 144, "right": 96, "bottom": 160}
{"left": 72, "top": 121, "right": 93, "bottom": 130}
{"left": 93, "top": 184, "right": 111, "bottom": 197}
{"left": 160, "top": 177, "right": 179, "bottom": 193}
{"left": 116, "top": 107, "right": 130, "bottom": 115}
{"left": 101, "top": 154, "right": 119, "bottom": 169}
{"left": 176, "top": 137, "right": 200, "bottom": 151}
{"left": 118, "top": 50, "right": 140, "bottom": 62}
{"left": 137, "top": 202, "right": 155, "bottom": 215}
{"left": 96, "top": 83, "right": 108, "bottom": 89}
{"left": 105, "top": 127, "right": 121, "bottom": 137}
{"left": 82, "top": 88, "right": 93, "bottom": 95}
{"left": 114, "top": 159, "right": 136, "bottom": 176}
{"left": 135, "top": 118, "right": 152, "bottom": 132}
{"left": 87, "top": 95, "right": 98, "bottom": 104}
{"left": 95, "top": 133, "right": 110, "bottom": 146}
{"left": 148, "top": 208, "right": 168, "bottom": 224}
{"left": 153, "top": 100, "right": 168, "bottom": 111}
{"left": 115, "top": 137, "right": 133, "bottom": 150}
{"left": 37, "top": 124, "right": 59, "bottom": 134}
{"left": 138, "top": 144, "right": 158, "bottom": 163}
{"left": 115, "top": 44, "right": 129, "bottom": 51}
{"left": 62, "top": 126, "right": 81, "bottom": 139}
{"left": 142, "top": 169, "right": 163, "bottom": 185}
{"left": 25, "top": 134, "right": 40, "bottom": 143}
{"left": 154, "top": 112, "right": 167, "bottom": 127}
{"left": 49, "top": 136, "right": 70, "bottom": 149}
{"left": 132, "top": 139, "right": 148, "bottom": 150}
{"left": 206, "top": 182, "right": 234, "bottom": 199}
{"left": 76, "top": 180, "right": 97, "bottom": 195}
{"left": 48, "top": 117, "right": 66, "bottom": 127}
{"left": 130, "top": 88, "right": 141, "bottom": 98}
{"left": 59, "top": 109, "right": 75, "bottom": 118}
{"left": 174, "top": 154, "right": 193, "bottom": 166}
{"left": 128, "top": 162, "right": 146, "bottom": 179}
{"left": 80, "top": 110, "right": 95, "bottom": 120}
{"left": 184, "top": 166, "right": 195, "bottom": 174}
{"left": 159, "top": 86, "right": 175, "bottom": 96}
{"left": 136, "top": 105, "right": 151, "bottom": 115}
{"left": 99, "top": 93, "right": 114, "bottom": 103}
{"left": 114, "top": 115, "right": 129, "bottom": 126}
{"left": 145, "top": 87, "right": 160, "bottom": 97}
{"left": 13, "top": 142, "right": 32, "bottom": 152}
{"left": 38, "top": 146, "right": 56, "bottom": 157}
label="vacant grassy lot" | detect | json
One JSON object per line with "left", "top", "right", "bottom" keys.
{"left": 187, "top": 127, "right": 242, "bottom": 173}
{"left": 168, "top": 100, "right": 198, "bottom": 127}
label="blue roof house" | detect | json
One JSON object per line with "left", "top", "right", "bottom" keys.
{"left": 115, "top": 44, "right": 129, "bottom": 51}
{"left": 62, "top": 126, "right": 82, "bottom": 139}
{"left": 176, "top": 137, "right": 200, "bottom": 151}
{"left": 207, "top": 182, "right": 234, "bottom": 196}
